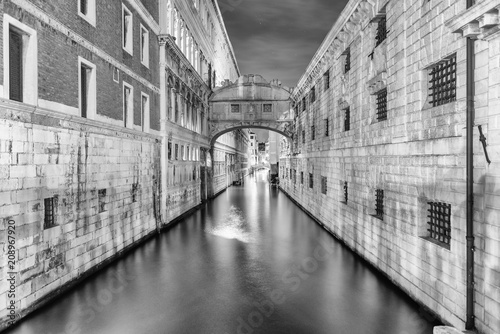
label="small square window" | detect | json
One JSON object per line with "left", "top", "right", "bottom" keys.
{"left": 122, "top": 5, "right": 133, "bottom": 55}
{"left": 98, "top": 189, "right": 107, "bottom": 213}
{"left": 263, "top": 104, "right": 272, "bottom": 113}
{"left": 44, "top": 196, "right": 58, "bottom": 229}
{"left": 427, "top": 201, "right": 451, "bottom": 248}
{"left": 231, "top": 104, "right": 240, "bottom": 113}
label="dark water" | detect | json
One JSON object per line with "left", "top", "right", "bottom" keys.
{"left": 6, "top": 171, "right": 440, "bottom": 334}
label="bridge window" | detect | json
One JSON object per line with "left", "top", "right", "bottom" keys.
{"left": 426, "top": 201, "right": 451, "bottom": 249}
{"left": 376, "top": 89, "right": 387, "bottom": 122}
{"left": 231, "top": 104, "right": 240, "bottom": 113}
{"left": 321, "top": 176, "right": 327, "bottom": 195}
{"left": 309, "top": 173, "right": 313, "bottom": 189}
{"left": 428, "top": 55, "right": 456, "bottom": 107}
{"left": 44, "top": 196, "right": 58, "bottom": 229}
{"left": 263, "top": 104, "right": 272, "bottom": 113}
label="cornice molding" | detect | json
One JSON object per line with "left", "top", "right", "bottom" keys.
{"left": 126, "top": 0, "right": 160, "bottom": 34}
{"left": 445, "top": 0, "right": 500, "bottom": 40}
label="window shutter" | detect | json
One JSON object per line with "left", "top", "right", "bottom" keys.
{"left": 9, "top": 30, "right": 23, "bottom": 102}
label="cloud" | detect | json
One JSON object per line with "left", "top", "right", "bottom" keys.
{"left": 222, "top": 0, "right": 349, "bottom": 87}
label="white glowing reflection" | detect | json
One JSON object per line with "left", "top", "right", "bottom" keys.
{"left": 205, "top": 205, "right": 254, "bottom": 243}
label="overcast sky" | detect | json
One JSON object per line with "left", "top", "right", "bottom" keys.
{"left": 220, "top": 0, "right": 349, "bottom": 88}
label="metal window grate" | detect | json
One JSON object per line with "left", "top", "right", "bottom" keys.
{"left": 325, "top": 118, "right": 329, "bottom": 136}
{"left": 429, "top": 55, "right": 456, "bottom": 107}
{"left": 311, "top": 125, "right": 315, "bottom": 140}
{"left": 345, "top": 49, "right": 351, "bottom": 73}
{"left": 343, "top": 181, "right": 348, "bottom": 203}
{"left": 375, "top": 17, "right": 388, "bottom": 47}
{"left": 302, "top": 97, "right": 306, "bottom": 111}
{"left": 231, "top": 104, "right": 240, "bottom": 113}
{"left": 132, "top": 183, "right": 138, "bottom": 203}
{"left": 44, "top": 197, "right": 56, "bottom": 229}
{"left": 321, "top": 176, "right": 327, "bottom": 194}
{"left": 263, "top": 104, "right": 272, "bottom": 113}
{"left": 376, "top": 89, "right": 387, "bottom": 121}
{"left": 301, "top": 172, "right": 304, "bottom": 184}
{"left": 427, "top": 202, "right": 451, "bottom": 246}
{"left": 302, "top": 130, "right": 306, "bottom": 144}
{"left": 375, "top": 189, "right": 384, "bottom": 218}
{"left": 324, "top": 70, "right": 330, "bottom": 90}
{"left": 344, "top": 107, "right": 350, "bottom": 131}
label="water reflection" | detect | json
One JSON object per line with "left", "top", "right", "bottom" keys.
{"left": 5, "top": 170, "right": 440, "bottom": 334}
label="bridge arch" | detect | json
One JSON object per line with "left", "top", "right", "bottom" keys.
{"left": 208, "top": 74, "right": 295, "bottom": 145}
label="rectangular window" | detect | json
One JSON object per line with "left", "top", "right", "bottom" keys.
{"left": 263, "top": 104, "right": 272, "bottom": 113}
{"left": 345, "top": 107, "right": 351, "bottom": 131}
{"left": 122, "top": 5, "right": 133, "bottom": 54}
{"left": 80, "top": 64, "right": 88, "bottom": 118}
{"left": 132, "top": 183, "right": 138, "bottom": 203}
{"left": 175, "top": 144, "right": 179, "bottom": 160}
{"left": 429, "top": 55, "right": 456, "bottom": 107}
{"left": 343, "top": 181, "right": 348, "bottom": 203}
{"left": 79, "top": 58, "right": 96, "bottom": 119}
{"left": 301, "top": 172, "right": 304, "bottom": 185}
{"left": 311, "top": 125, "right": 315, "bottom": 140}
{"left": 344, "top": 48, "right": 351, "bottom": 73}
{"left": 376, "top": 89, "right": 387, "bottom": 122}
{"left": 374, "top": 189, "right": 384, "bottom": 219}
{"left": 324, "top": 70, "right": 330, "bottom": 91}
{"left": 78, "top": 0, "right": 96, "bottom": 26}
{"left": 9, "top": 29, "right": 23, "bottom": 102}
{"left": 123, "top": 82, "right": 133, "bottom": 128}
{"left": 325, "top": 118, "right": 329, "bottom": 136}
{"left": 302, "top": 97, "right": 306, "bottom": 111}
{"left": 293, "top": 169, "right": 296, "bottom": 183}
{"left": 98, "top": 189, "right": 106, "bottom": 213}
{"left": 168, "top": 142, "right": 172, "bottom": 160}
{"left": 310, "top": 87, "right": 316, "bottom": 103}
{"left": 140, "top": 24, "right": 149, "bottom": 67}
{"left": 231, "top": 104, "right": 240, "bottom": 113}
{"left": 309, "top": 173, "right": 314, "bottom": 189}
{"left": 181, "top": 145, "right": 185, "bottom": 160}
{"left": 302, "top": 130, "right": 306, "bottom": 144}
{"left": 141, "top": 93, "right": 149, "bottom": 132}
{"left": 321, "top": 176, "right": 327, "bottom": 195}
{"left": 44, "top": 197, "right": 57, "bottom": 229}
{"left": 427, "top": 201, "right": 451, "bottom": 248}
{"left": 375, "top": 16, "right": 388, "bottom": 47}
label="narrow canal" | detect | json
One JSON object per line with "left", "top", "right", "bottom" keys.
{"left": 6, "top": 170, "right": 440, "bottom": 334}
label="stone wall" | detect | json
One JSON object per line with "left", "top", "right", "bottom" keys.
{"left": 280, "top": 0, "right": 500, "bottom": 333}
{"left": 0, "top": 101, "right": 162, "bottom": 331}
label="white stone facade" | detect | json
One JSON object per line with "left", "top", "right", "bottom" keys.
{"left": 280, "top": 1, "right": 500, "bottom": 333}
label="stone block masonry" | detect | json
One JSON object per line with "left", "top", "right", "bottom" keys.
{"left": 0, "top": 101, "right": 162, "bottom": 331}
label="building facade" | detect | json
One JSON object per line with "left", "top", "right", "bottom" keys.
{"left": 279, "top": 0, "right": 500, "bottom": 333}
{"left": 0, "top": 0, "right": 248, "bottom": 330}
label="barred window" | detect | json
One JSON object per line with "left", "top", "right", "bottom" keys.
{"left": 344, "top": 107, "right": 351, "bottom": 131}
{"left": 98, "top": 189, "right": 107, "bottom": 213}
{"left": 344, "top": 48, "right": 351, "bottom": 73}
{"left": 324, "top": 70, "right": 330, "bottom": 90}
{"left": 429, "top": 55, "right": 456, "bottom": 107}
{"left": 311, "top": 125, "right": 315, "bottom": 140}
{"left": 309, "top": 173, "right": 314, "bottom": 188}
{"left": 376, "top": 89, "right": 387, "bottom": 121}
{"left": 168, "top": 142, "right": 172, "bottom": 160}
{"left": 301, "top": 172, "right": 304, "bottom": 184}
{"left": 302, "top": 130, "right": 306, "bottom": 144}
{"left": 343, "top": 181, "right": 348, "bottom": 203}
{"left": 132, "top": 183, "right": 139, "bottom": 203}
{"left": 231, "top": 104, "right": 240, "bottom": 113}
{"left": 375, "top": 16, "right": 388, "bottom": 47}
{"left": 427, "top": 201, "right": 451, "bottom": 248}
{"left": 374, "top": 189, "right": 384, "bottom": 219}
{"left": 293, "top": 169, "right": 296, "bottom": 183}
{"left": 44, "top": 197, "right": 57, "bottom": 229}
{"left": 263, "top": 104, "right": 272, "bottom": 113}
{"left": 325, "top": 118, "right": 329, "bottom": 136}
{"left": 302, "top": 97, "right": 306, "bottom": 111}
{"left": 321, "top": 176, "right": 327, "bottom": 195}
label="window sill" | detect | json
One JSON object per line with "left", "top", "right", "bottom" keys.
{"left": 420, "top": 236, "right": 451, "bottom": 250}
{"left": 370, "top": 214, "right": 383, "bottom": 221}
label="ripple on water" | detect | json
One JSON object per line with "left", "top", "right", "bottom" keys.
{"left": 205, "top": 205, "right": 254, "bottom": 243}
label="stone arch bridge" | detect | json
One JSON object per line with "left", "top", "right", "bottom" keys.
{"left": 208, "top": 74, "right": 295, "bottom": 146}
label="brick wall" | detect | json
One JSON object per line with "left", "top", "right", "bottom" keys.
{"left": 0, "top": 101, "right": 162, "bottom": 331}
{"left": 280, "top": 0, "right": 500, "bottom": 333}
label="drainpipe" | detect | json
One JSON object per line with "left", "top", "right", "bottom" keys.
{"left": 465, "top": 0, "right": 475, "bottom": 330}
